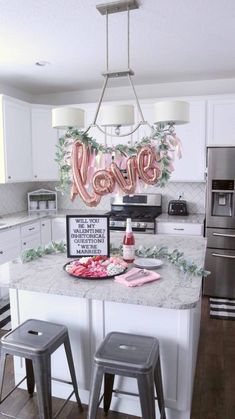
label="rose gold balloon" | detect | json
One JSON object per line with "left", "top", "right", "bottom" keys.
{"left": 110, "top": 156, "right": 137, "bottom": 194}
{"left": 71, "top": 141, "right": 101, "bottom": 207}
{"left": 93, "top": 170, "right": 115, "bottom": 196}
{"left": 137, "top": 146, "right": 161, "bottom": 185}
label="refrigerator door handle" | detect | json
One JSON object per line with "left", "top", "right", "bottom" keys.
{"left": 212, "top": 252, "right": 235, "bottom": 259}
{"left": 213, "top": 232, "right": 235, "bottom": 238}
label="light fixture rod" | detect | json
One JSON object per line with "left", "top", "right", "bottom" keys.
{"left": 92, "top": 75, "right": 109, "bottom": 126}
{"left": 127, "top": 6, "right": 130, "bottom": 68}
{"left": 127, "top": 73, "right": 145, "bottom": 122}
{"left": 106, "top": 10, "right": 109, "bottom": 71}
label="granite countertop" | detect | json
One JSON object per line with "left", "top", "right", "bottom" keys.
{"left": 0, "top": 209, "right": 107, "bottom": 231}
{"left": 156, "top": 213, "right": 205, "bottom": 224}
{"left": 0, "top": 232, "right": 207, "bottom": 310}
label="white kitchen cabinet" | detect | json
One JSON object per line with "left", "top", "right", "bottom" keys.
{"left": 31, "top": 106, "right": 59, "bottom": 180}
{"left": 0, "top": 95, "right": 32, "bottom": 183}
{"left": 207, "top": 98, "right": 235, "bottom": 146}
{"left": 170, "top": 100, "right": 206, "bottom": 182}
{"left": 0, "top": 227, "right": 21, "bottom": 264}
{"left": 21, "top": 221, "right": 41, "bottom": 251}
{"left": 40, "top": 219, "right": 52, "bottom": 245}
{"left": 51, "top": 218, "right": 66, "bottom": 241}
{"left": 156, "top": 222, "right": 203, "bottom": 236}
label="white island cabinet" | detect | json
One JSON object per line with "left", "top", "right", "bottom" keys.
{"left": 1, "top": 233, "right": 206, "bottom": 419}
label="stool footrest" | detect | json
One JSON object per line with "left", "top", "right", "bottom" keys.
{"left": 54, "top": 390, "right": 75, "bottom": 419}
{"left": 112, "top": 388, "right": 158, "bottom": 400}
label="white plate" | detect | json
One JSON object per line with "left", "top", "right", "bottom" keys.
{"left": 134, "top": 258, "right": 163, "bottom": 269}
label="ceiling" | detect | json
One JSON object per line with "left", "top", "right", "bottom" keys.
{"left": 0, "top": 0, "right": 235, "bottom": 94}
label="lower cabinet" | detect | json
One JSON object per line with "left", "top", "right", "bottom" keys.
{"left": 40, "top": 219, "right": 52, "bottom": 245}
{"left": 0, "top": 227, "right": 21, "bottom": 264}
{"left": 51, "top": 218, "right": 66, "bottom": 241}
{"left": 21, "top": 221, "right": 41, "bottom": 251}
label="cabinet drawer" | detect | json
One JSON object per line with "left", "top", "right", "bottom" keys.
{"left": 21, "top": 222, "right": 40, "bottom": 238}
{"left": 156, "top": 222, "right": 203, "bottom": 236}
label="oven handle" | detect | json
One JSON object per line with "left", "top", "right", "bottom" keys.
{"left": 213, "top": 232, "right": 235, "bottom": 238}
{"left": 212, "top": 253, "right": 235, "bottom": 259}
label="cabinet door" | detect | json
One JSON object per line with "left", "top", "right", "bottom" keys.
{"left": 21, "top": 234, "right": 41, "bottom": 251}
{"left": 51, "top": 218, "right": 66, "bottom": 241}
{"left": 170, "top": 101, "right": 206, "bottom": 182}
{"left": 0, "top": 227, "right": 21, "bottom": 264}
{"left": 40, "top": 219, "right": 52, "bottom": 245}
{"left": 207, "top": 99, "right": 235, "bottom": 146}
{"left": 31, "top": 106, "right": 59, "bottom": 180}
{"left": 1, "top": 96, "right": 32, "bottom": 182}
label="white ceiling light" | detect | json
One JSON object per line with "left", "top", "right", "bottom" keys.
{"left": 154, "top": 101, "right": 189, "bottom": 125}
{"left": 52, "top": 107, "right": 84, "bottom": 129}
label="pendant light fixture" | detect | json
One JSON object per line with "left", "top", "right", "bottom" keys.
{"left": 52, "top": 0, "right": 189, "bottom": 138}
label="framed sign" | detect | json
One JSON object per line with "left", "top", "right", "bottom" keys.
{"left": 66, "top": 215, "right": 110, "bottom": 258}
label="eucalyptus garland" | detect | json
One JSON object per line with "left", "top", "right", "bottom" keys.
{"left": 55, "top": 125, "right": 177, "bottom": 194}
{"left": 21, "top": 241, "right": 66, "bottom": 263}
{"left": 110, "top": 244, "right": 210, "bottom": 277}
{"left": 21, "top": 242, "right": 209, "bottom": 278}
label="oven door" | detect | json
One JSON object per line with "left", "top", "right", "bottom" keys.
{"left": 203, "top": 248, "right": 235, "bottom": 298}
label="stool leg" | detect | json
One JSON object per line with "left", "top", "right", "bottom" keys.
{"left": 103, "top": 373, "right": 115, "bottom": 416}
{"left": 137, "top": 373, "right": 156, "bottom": 419}
{"left": 64, "top": 334, "right": 83, "bottom": 413}
{"left": 154, "top": 358, "right": 166, "bottom": 419}
{"left": 0, "top": 349, "right": 7, "bottom": 402}
{"left": 87, "top": 363, "right": 103, "bottom": 419}
{"left": 25, "top": 358, "right": 35, "bottom": 397}
{"left": 32, "top": 355, "right": 52, "bottom": 419}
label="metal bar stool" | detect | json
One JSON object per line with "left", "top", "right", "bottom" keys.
{"left": 88, "top": 331, "right": 166, "bottom": 419}
{"left": 0, "top": 318, "right": 83, "bottom": 419}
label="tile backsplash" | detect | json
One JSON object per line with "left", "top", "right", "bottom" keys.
{"left": 0, "top": 181, "right": 206, "bottom": 216}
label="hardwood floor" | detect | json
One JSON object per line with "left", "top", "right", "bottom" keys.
{"left": 0, "top": 297, "right": 234, "bottom": 418}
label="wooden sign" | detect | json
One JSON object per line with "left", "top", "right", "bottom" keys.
{"left": 66, "top": 215, "right": 110, "bottom": 258}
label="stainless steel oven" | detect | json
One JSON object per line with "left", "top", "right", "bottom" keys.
{"left": 106, "top": 194, "right": 162, "bottom": 234}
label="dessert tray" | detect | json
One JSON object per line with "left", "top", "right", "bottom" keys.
{"left": 63, "top": 256, "right": 128, "bottom": 280}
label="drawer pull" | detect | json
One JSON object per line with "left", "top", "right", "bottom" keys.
{"left": 23, "top": 242, "right": 26, "bottom": 245}
{"left": 213, "top": 232, "right": 235, "bottom": 238}
{"left": 42, "top": 223, "right": 45, "bottom": 227}
{"left": 212, "top": 253, "right": 235, "bottom": 260}
{"left": 0, "top": 251, "right": 3, "bottom": 254}
{"left": 173, "top": 228, "right": 184, "bottom": 231}
{"left": 29, "top": 227, "right": 35, "bottom": 231}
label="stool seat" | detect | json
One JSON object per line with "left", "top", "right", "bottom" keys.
{"left": 88, "top": 331, "right": 166, "bottom": 419}
{"left": 1, "top": 319, "right": 67, "bottom": 354}
{"left": 95, "top": 332, "right": 159, "bottom": 372}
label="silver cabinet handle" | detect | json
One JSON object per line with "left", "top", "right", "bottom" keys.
{"left": 174, "top": 228, "right": 184, "bottom": 231}
{"left": 0, "top": 251, "right": 3, "bottom": 254}
{"left": 213, "top": 232, "right": 235, "bottom": 238}
{"left": 212, "top": 253, "right": 235, "bottom": 259}
{"left": 29, "top": 227, "right": 35, "bottom": 231}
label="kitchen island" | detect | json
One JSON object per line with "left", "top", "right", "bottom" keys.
{"left": 0, "top": 233, "right": 206, "bottom": 419}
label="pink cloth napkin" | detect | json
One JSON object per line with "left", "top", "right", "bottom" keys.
{"left": 114, "top": 267, "right": 161, "bottom": 287}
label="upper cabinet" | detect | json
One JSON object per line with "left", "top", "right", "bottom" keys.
{"left": 31, "top": 105, "right": 59, "bottom": 181}
{"left": 207, "top": 99, "right": 235, "bottom": 146}
{"left": 0, "top": 95, "right": 32, "bottom": 183}
{"left": 170, "top": 100, "right": 206, "bottom": 182}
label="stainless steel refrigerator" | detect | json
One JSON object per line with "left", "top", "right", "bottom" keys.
{"left": 203, "top": 146, "right": 235, "bottom": 298}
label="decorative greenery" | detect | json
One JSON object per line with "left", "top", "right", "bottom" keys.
{"left": 110, "top": 244, "right": 210, "bottom": 277}
{"left": 21, "top": 241, "right": 209, "bottom": 279}
{"left": 21, "top": 241, "right": 66, "bottom": 263}
{"left": 55, "top": 124, "right": 177, "bottom": 194}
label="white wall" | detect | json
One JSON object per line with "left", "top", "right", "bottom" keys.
{"left": 0, "top": 83, "right": 32, "bottom": 102}
{"left": 32, "top": 77, "right": 235, "bottom": 105}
